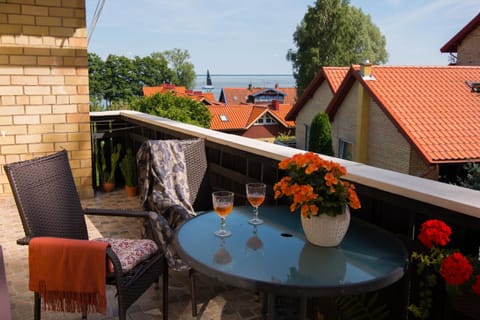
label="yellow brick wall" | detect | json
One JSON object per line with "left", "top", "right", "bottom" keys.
{"left": 331, "top": 83, "right": 358, "bottom": 157}
{"left": 295, "top": 83, "right": 334, "bottom": 150}
{"left": 0, "top": 0, "right": 92, "bottom": 199}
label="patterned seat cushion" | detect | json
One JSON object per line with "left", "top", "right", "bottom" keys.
{"left": 94, "top": 238, "right": 158, "bottom": 272}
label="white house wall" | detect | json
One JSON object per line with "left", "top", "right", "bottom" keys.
{"left": 295, "top": 83, "right": 334, "bottom": 150}
{"left": 331, "top": 83, "right": 358, "bottom": 157}
{"left": 367, "top": 98, "right": 411, "bottom": 174}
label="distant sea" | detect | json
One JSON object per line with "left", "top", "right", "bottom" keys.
{"left": 193, "top": 74, "right": 296, "bottom": 100}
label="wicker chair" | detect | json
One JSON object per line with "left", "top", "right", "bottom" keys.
{"left": 4, "top": 150, "right": 168, "bottom": 320}
{"left": 137, "top": 138, "right": 211, "bottom": 316}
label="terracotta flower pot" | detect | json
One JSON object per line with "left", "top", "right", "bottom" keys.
{"left": 125, "top": 185, "right": 137, "bottom": 197}
{"left": 101, "top": 181, "right": 115, "bottom": 193}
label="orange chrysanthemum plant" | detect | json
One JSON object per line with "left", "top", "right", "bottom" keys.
{"left": 408, "top": 219, "right": 480, "bottom": 319}
{"left": 273, "top": 152, "right": 361, "bottom": 217}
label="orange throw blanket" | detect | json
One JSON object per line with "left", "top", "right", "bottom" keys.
{"left": 29, "top": 237, "right": 109, "bottom": 314}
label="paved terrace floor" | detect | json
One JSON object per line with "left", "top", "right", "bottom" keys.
{"left": 0, "top": 189, "right": 271, "bottom": 320}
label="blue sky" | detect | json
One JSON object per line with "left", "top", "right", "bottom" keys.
{"left": 86, "top": 0, "right": 479, "bottom": 74}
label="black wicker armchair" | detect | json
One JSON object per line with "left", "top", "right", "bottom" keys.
{"left": 4, "top": 150, "right": 168, "bottom": 320}
{"left": 137, "top": 138, "right": 212, "bottom": 316}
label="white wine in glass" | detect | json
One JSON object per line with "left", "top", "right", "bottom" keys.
{"left": 246, "top": 183, "right": 266, "bottom": 225}
{"left": 212, "top": 191, "right": 234, "bottom": 237}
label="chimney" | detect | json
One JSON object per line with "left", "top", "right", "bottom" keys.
{"left": 360, "top": 59, "right": 373, "bottom": 80}
{"left": 274, "top": 83, "right": 279, "bottom": 89}
{"left": 248, "top": 83, "right": 253, "bottom": 91}
{"left": 271, "top": 99, "right": 280, "bottom": 110}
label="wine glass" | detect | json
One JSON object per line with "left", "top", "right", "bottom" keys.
{"left": 246, "top": 183, "right": 266, "bottom": 225}
{"left": 213, "top": 238, "right": 232, "bottom": 265}
{"left": 246, "top": 225, "right": 263, "bottom": 253}
{"left": 212, "top": 191, "right": 234, "bottom": 237}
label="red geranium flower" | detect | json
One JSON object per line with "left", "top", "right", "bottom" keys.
{"left": 417, "top": 219, "right": 451, "bottom": 249}
{"left": 410, "top": 219, "right": 480, "bottom": 320}
{"left": 472, "top": 275, "right": 480, "bottom": 295}
{"left": 439, "top": 252, "right": 473, "bottom": 285}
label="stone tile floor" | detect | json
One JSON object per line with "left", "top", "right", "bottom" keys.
{"left": 0, "top": 189, "right": 266, "bottom": 320}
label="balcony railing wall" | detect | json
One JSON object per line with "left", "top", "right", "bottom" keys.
{"left": 91, "top": 110, "right": 480, "bottom": 319}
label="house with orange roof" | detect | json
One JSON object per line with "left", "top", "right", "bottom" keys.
{"left": 325, "top": 62, "right": 480, "bottom": 180}
{"left": 441, "top": 12, "right": 480, "bottom": 66}
{"left": 143, "top": 84, "right": 221, "bottom": 105}
{"left": 285, "top": 67, "right": 349, "bottom": 150}
{"left": 208, "top": 102, "right": 295, "bottom": 142}
{"left": 219, "top": 84, "right": 297, "bottom": 106}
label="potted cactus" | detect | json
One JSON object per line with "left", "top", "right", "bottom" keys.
{"left": 100, "top": 141, "right": 122, "bottom": 192}
{"left": 119, "top": 147, "right": 137, "bottom": 197}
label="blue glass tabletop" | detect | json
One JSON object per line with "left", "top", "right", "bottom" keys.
{"left": 174, "top": 206, "right": 408, "bottom": 296}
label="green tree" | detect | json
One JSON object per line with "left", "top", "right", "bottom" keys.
{"left": 308, "top": 112, "right": 334, "bottom": 156}
{"left": 130, "top": 93, "right": 211, "bottom": 128}
{"left": 88, "top": 52, "right": 105, "bottom": 110}
{"left": 161, "top": 49, "right": 196, "bottom": 89}
{"left": 456, "top": 163, "right": 480, "bottom": 190}
{"left": 103, "top": 54, "right": 137, "bottom": 107}
{"left": 287, "top": 0, "right": 388, "bottom": 96}
{"left": 133, "top": 53, "right": 174, "bottom": 95}
{"left": 88, "top": 52, "right": 178, "bottom": 110}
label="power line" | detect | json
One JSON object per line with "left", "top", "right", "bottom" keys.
{"left": 87, "top": 0, "right": 107, "bottom": 45}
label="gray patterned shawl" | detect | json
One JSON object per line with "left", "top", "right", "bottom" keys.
{"left": 137, "top": 140, "right": 195, "bottom": 271}
{"left": 137, "top": 140, "right": 194, "bottom": 216}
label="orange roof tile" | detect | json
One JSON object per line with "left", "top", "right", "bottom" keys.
{"left": 286, "top": 67, "right": 349, "bottom": 121}
{"left": 327, "top": 65, "right": 480, "bottom": 164}
{"left": 219, "top": 87, "right": 297, "bottom": 105}
{"left": 270, "top": 103, "right": 295, "bottom": 127}
{"left": 441, "top": 12, "right": 480, "bottom": 53}
{"left": 208, "top": 105, "right": 260, "bottom": 130}
{"left": 143, "top": 84, "right": 187, "bottom": 96}
{"left": 142, "top": 84, "right": 221, "bottom": 105}
{"left": 208, "top": 104, "right": 295, "bottom": 131}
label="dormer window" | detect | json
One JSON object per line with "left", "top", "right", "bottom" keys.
{"left": 254, "top": 114, "right": 277, "bottom": 125}
{"left": 466, "top": 81, "right": 480, "bottom": 93}
{"left": 220, "top": 114, "right": 228, "bottom": 122}
{"left": 247, "top": 88, "right": 286, "bottom": 104}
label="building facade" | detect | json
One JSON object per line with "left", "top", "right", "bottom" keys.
{"left": 286, "top": 67, "right": 348, "bottom": 150}
{"left": 326, "top": 63, "right": 480, "bottom": 179}
{"left": 0, "top": 1, "right": 91, "bottom": 198}
{"left": 441, "top": 12, "right": 480, "bottom": 66}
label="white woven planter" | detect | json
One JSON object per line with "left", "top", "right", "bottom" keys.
{"left": 300, "top": 206, "right": 351, "bottom": 247}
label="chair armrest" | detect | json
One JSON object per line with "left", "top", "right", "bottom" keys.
{"left": 83, "top": 207, "right": 151, "bottom": 218}
{"left": 17, "top": 236, "right": 32, "bottom": 246}
{"left": 105, "top": 247, "right": 124, "bottom": 275}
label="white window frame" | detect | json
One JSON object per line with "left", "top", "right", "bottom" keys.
{"left": 338, "top": 138, "right": 353, "bottom": 160}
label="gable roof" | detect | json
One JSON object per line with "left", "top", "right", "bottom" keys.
{"left": 142, "top": 84, "right": 221, "bottom": 105}
{"left": 326, "top": 65, "right": 480, "bottom": 164}
{"left": 250, "top": 88, "right": 286, "bottom": 97}
{"left": 286, "top": 67, "right": 349, "bottom": 121}
{"left": 441, "top": 12, "right": 480, "bottom": 53}
{"left": 208, "top": 104, "right": 295, "bottom": 131}
{"left": 219, "top": 86, "right": 297, "bottom": 105}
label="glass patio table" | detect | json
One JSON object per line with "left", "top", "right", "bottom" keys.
{"left": 173, "top": 206, "right": 408, "bottom": 319}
